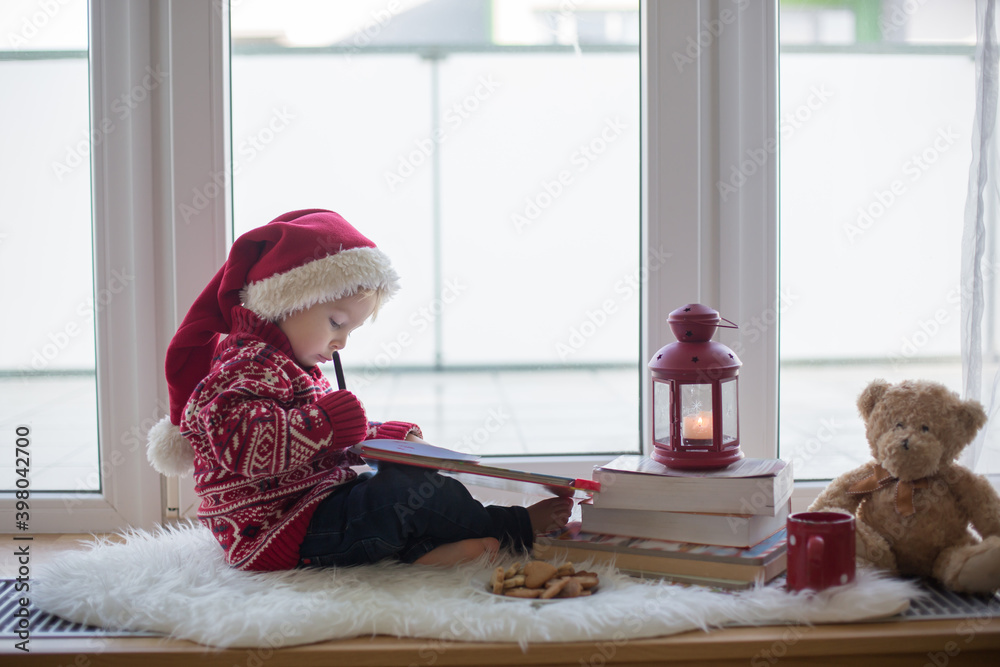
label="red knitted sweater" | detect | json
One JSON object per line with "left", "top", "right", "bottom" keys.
{"left": 180, "top": 306, "right": 418, "bottom": 571}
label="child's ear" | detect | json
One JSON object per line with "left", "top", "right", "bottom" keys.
{"left": 858, "top": 379, "right": 890, "bottom": 420}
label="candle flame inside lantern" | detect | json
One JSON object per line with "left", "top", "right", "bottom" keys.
{"left": 683, "top": 412, "right": 713, "bottom": 440}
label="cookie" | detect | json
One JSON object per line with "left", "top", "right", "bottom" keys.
{"left": 484, "top": 560, "right": 599, "bottom": 599}
{"left": 490, "top": 566, "right": 506, "bottom": 595}
{"left": 539, "top": 577, "right": 568, "bottom": 599}
{"left": 523, "top": 561, "right": 558, "bottom": 589}
{"left": 505, "top": 587, "right": 542, "bottom": 598}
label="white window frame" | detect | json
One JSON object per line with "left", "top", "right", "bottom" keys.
{"left": 490, "top": 0, "right": 794, "bottom": 504}
{"left": 1, "top": 1, "right": 160, "bottom": 531}
{"left": 2, "top": 0, "right": 799, "bottom": 531}
{"left": 642, "top": 0, "right": 818, "bottom": 509}
{"left": 642, "top": 0, "right": 778, "bottom": 461}
{"left": 0, "top": 0, "right": 230, "bottom": 531}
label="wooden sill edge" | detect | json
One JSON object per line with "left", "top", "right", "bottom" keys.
{"left": 4, "top": 618, "right": 999, "bottom": 666}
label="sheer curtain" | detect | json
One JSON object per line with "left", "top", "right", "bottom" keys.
{"left": 962, "top": 0, "right": 1000, "bottom": 475}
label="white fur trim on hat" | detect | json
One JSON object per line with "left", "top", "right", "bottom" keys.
{"left": 241, "top": 246, "right": 400, "bottom": 321}
{"left": 147, "top": 415, "right": 195, "bottom": 477}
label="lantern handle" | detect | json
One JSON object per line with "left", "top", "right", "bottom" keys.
{"left": 717, "top": 317, "right": 738, "bottom": 330}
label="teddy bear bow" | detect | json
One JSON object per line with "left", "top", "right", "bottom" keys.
{"left": 846, "top": 463, "right": 930, "bottom": 517}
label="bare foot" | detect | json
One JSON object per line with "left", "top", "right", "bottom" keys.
{"left": 414, "top": 537, "right": 500, "bottom": 567}
{"left": 527, "top": 496, "right": 574, "bottom": 535}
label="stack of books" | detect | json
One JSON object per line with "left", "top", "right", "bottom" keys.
{"left": 535, "top": 455, "right": 793, "bottom": 589}
{"left": 535, "top": 522, "right": 788, "bottom": 590}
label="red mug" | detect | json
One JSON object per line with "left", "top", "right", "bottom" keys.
{"left": 786, "top": 511, "right": 856, "bottom": 592}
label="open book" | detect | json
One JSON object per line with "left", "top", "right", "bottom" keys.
{"left": 351, "top": 439, "right": 601, "bottom": 496}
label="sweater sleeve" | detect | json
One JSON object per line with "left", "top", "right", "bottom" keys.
{"left": 183, "top": 356, "right": 368, "bottom": 478}
{"left": 367, "top": 420, "right": 422, "bottom": 441}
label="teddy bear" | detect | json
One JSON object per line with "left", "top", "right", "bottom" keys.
{"left": 809, "top": 379, "right": 1000, "bottom": 594}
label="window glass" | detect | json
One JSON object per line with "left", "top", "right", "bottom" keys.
{"left": 778, "top": 0, "right": 976, "bottom": 479}
{"left": 0, "top": 0, "right": 98, "bottom": 491}
{"left": 230, "top": 0, "right": 640, "bottom": 456}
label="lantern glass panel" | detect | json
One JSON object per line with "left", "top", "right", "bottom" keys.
{"left": 721, "top": 378, "right": 738, "bottom": 444}
{"left": 680, "top": 383, "right": 714, "bottom": 447}
{"left": 653, "top": 379, "right": 673, "bottom": 446}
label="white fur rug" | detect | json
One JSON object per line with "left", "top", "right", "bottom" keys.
{"left": 35, "top": 522, "right": 921, "bottom": 649}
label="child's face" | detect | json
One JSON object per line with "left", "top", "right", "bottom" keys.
{"left": 276, "top": 292, "right": 376, "bottom": 368}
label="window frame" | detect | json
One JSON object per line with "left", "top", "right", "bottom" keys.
{"left": 641, "top": 0, "right": 801, "bottom": 504}
{"left": 0, "top": 0, "right": 170, "bottom": 532}
{"left": 1, "top": 0, "right": 792, "bottom": 531}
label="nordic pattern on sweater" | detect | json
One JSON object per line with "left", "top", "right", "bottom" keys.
{"left": 180, "top": 306, "right": 417, "bottom": 571}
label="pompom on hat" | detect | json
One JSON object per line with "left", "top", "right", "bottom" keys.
{"left": 147, "top": 209, "right": 399, "bottom": 476}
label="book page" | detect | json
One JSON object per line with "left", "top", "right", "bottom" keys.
{"left": 354, "top": 438, "right": 481, "bottom": 463}
{"left": 597, "top": 455, "right": 787, "bottom": 478}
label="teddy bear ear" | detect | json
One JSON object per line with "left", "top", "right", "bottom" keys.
{"left": 857, "top": 379, "right": 891, "bottom": 419}
{"left": 956, "top": 398, "right": 988, "bottom": 443}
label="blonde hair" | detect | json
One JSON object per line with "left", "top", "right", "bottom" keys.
{"left": 354, "top": 287, "right": 387, "bottom": 321}
{"left": 273, "top": 287, "right": 388, "bottom": 323}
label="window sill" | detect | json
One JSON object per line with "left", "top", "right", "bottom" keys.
{"left": 10, "top": 619, "right": 1000, "bottom": 666}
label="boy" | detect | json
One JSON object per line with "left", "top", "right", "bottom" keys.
{"left": 147, "top": 209, "right": 570, "bottom": 571}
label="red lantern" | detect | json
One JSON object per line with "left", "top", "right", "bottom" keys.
{"left": 648, "top": 304, "right": 742, "bottom": 469}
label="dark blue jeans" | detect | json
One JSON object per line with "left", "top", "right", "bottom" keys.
{"left": 297, "top": 463, "right": 534, "bottom": 567}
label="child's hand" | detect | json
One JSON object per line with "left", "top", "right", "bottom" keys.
{"left": 404, "top": 432, "right": 428, "bottom": 444}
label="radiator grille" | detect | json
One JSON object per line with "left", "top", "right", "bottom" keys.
{"left": 899, "top": 578, "right": 1000, "bottom": 621}
{"left": 0, "top": 579, "right": 158, "bottom": 638}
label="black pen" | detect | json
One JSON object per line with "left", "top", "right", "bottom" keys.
{"left": 332, "top": 350, "right": 347, "bottom": 391}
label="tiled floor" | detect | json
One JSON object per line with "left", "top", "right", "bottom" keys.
{"left": 3, "top": 360, "right": 997, "bottom": 492}
{"left": 353, "top": 366, "right": 641, "bottom": 456}
{"left": 0, "top": 374, "right": 101, "bottom": 493}
{"left": 778, "top": 360, "right": 967, "bottom": 481}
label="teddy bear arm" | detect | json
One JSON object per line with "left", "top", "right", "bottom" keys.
{"left": 952, "top": 467, "right": 1000, "bottom": 539}
{"left": 855, "top": 518, "right": 898, "bottom": 571}
{"left": 807, "top": 464, "right": 872, "bottom": 514}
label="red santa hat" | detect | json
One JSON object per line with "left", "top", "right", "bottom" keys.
{"left": 146, "top": 208, "right": 399, "bottom": 476}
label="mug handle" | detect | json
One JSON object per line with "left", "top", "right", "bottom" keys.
{"left": 807, "top": 535, "right": 825, "bottom": 588}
